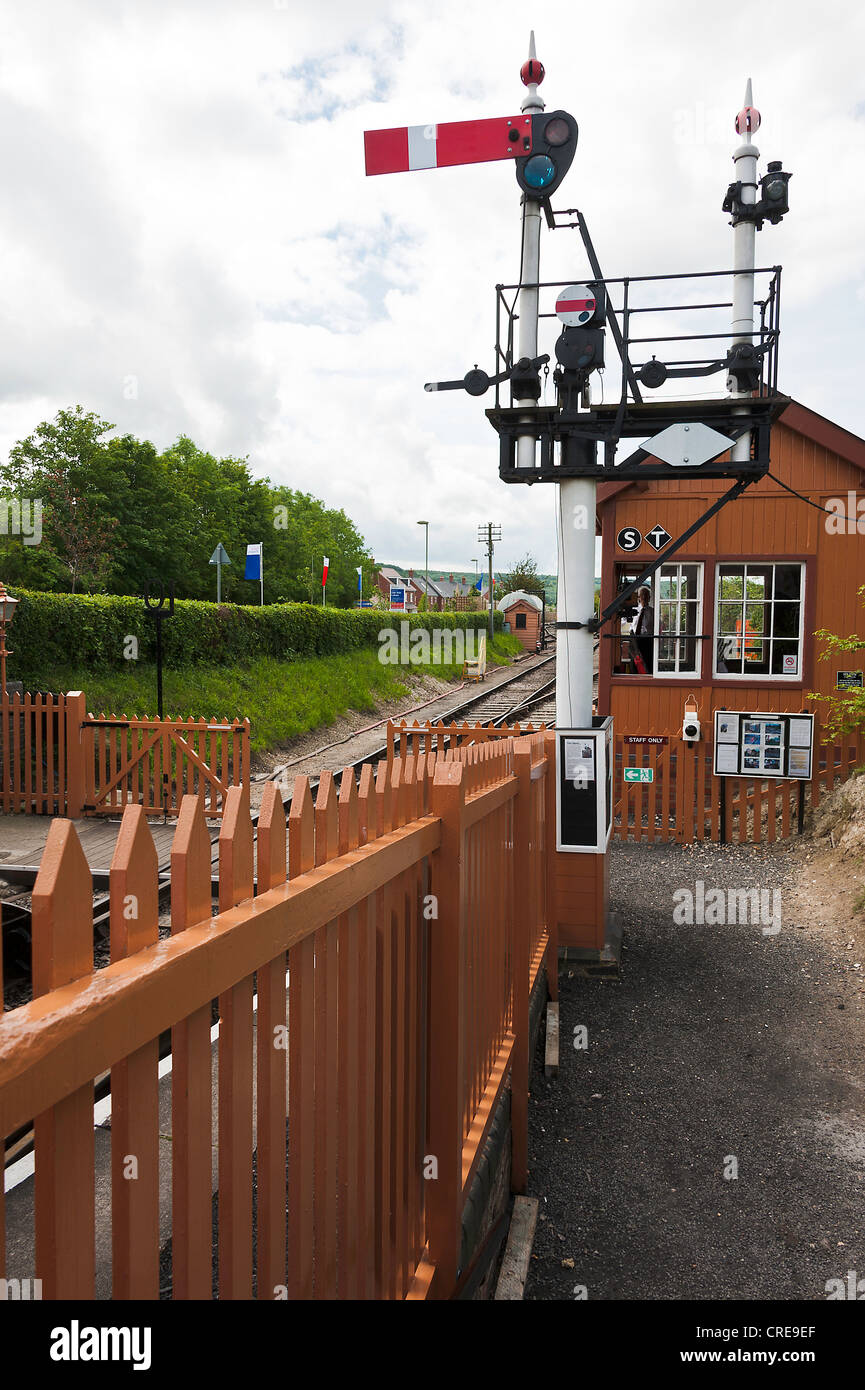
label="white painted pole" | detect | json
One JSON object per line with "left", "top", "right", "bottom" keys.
{"left": 556, "top": 478, "right": 596, "bottom": 727}
{"left": 728, "top": 79, "right": 760, "bottom": 466}
{"left": 515, "top": 32, "right": 544, "bottom": 474}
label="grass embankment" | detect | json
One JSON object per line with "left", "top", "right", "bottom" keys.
{"left": 26, "top": 635, "right": 524, "bottom": 755}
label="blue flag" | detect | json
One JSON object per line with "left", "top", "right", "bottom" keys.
{"left": 244, "top": 543, "right": 262, "bottom": 581}
{"left": 357, "top": 564, "right": 362, "bottom": 593}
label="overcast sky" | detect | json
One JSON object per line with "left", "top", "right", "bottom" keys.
{"left": 0, "top": 0, "right": 862, "bottom": 575}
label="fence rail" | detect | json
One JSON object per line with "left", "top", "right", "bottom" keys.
{"left": 0, "top": 734, "right": 553, "bottom": 1300}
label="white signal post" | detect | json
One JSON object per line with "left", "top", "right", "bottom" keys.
{"left": 728, "top": 79, "right": 760, "bottom": 466}
{"left": 515, "top": 31, "right": 543, "bottom": 475}
{"left": 515, "top": 39, "right": 595, "bottom": 728}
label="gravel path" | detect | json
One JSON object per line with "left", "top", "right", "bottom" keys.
{"left": 525, "top": 838, "right": 865, "bottom": 1301}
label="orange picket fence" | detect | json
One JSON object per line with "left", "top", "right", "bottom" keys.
{"left": 613, "top": 730, "right": 864, "bottom": 844}
{"left": 0, "top": 734, "right": 554, "bottom": 1300}
{"left": 0, "top": 690, "right": 249, "bottom": 819}
{"left": 0, "top": 692, "right": 69, "bottom": 815}
{"left": 387, "top": 716, "right": 549, "bottom": 763}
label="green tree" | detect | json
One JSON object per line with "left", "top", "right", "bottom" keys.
{"left": 0, "top": 406, "right": 121, "bottom": 592}
{"left": 498, "top": 553, "right": 546, "bottom": 601}
{"left": 811, "top": 587, "right": 865, "bottom": 743}
{"left": 0, "top": 406, "right": 378, "bottom": 609}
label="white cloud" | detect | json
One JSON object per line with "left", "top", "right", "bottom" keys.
{"left": 0, "top": 0, "right": 862, "bottom": 574}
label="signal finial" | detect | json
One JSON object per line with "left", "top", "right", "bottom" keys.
{"left": 520, "top": 31, "right": 545, "bottom": 113}
{"left": 735, "top": 77, "right": 761, "bottom": 139}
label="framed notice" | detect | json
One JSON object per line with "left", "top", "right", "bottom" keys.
{"left": 713, "top": 710, "right": 814, "bottom": 780}
{"left": 837, "top": 671, "right": 864, "bottom": 690}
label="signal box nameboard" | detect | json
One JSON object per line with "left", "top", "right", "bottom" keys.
{"left": 713, "top": 710, "right": 814, "bottom": 780}
{"left": 556, "top": 716, "right": 613, "bottom": 853}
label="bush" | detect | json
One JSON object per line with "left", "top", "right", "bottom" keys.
{"left": 7, "top": 588, "right": 503, "bottom": 680}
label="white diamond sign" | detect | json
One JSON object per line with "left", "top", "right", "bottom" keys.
{"left": 644, "top": 422, "right": 733, "bottom": 468}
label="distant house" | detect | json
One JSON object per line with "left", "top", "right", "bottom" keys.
{"left": 375, "top": 567, "right": 492, "bottom": 612}
{"left": 497, "top": 589, "right": 544, "bottom": 651}
{"left": 375, "top": 566, "right": 417, "bottom": 612}
{"left": 409, "top": 573, "right": 445, "bottom": 612}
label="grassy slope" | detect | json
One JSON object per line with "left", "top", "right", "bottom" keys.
{"left": 25, "top": 635, "right": 524, "bottom": 755}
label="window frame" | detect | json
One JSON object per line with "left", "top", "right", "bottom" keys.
{"left": 712, "top": 561, "right": 806, "bottom": 682}
{"left": 654, "top": 561, "right": 704, "bottom": 680}
{"left": 611, "top": 561, "right": 704, "bottom": 679}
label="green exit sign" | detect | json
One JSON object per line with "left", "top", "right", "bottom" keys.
{"left": 624, "top": 767, "right": 654, "bottom": 784}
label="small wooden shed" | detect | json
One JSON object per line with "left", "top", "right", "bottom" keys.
{"left": 498, "top": 590, "right": 544, "bottom": 651}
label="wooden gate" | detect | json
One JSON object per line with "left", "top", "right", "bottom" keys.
{"left": 0, "top": 691, "right": 68, "bottom": 815}
{"left": 81, "top": 713, "right": 250, "bottom": 817}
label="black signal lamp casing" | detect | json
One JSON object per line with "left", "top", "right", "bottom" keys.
{"left": 759, "top": 161, "right": 791, "bottom": 224}
{"left": 515, "top": 109, "right": 578, "bottom": 200}
{"left": 508, "top": 356, "right": 543, "bottom": 402}
{"left": 555, "top": 325, "right": 605, "bottom": 374}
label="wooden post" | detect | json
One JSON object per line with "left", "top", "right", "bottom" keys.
{"left": 255, "top": 781, "right": 288, "bottom": 1300}
{"left": 170, "top": 794, "right": 214, "bottom": 1299}
{"left": 543, "top": 731, "right": 558, "bottom": 1001}
{"left": 217, "top": 785, "right": 255, "bottom": 1299}
{"left": 511, "top": 739, "right": 533, "bottom": 1194}
{"left": 428, "top": 760, "right": 466, "bottom": 1297}
{"left": 109, "top": 805, "right": 160, "bottom": 1300}
{"left": 31, "top": 820, "right": 96, "bottom": 1298}
{"left": 64, "top": 691, "right": 87, "bottom": 818}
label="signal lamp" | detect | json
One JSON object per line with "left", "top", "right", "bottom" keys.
{"left": 515, "top": 109, "right": 578, "bottom": 200}
{"left": 759, "top": 161, "right": 791, "bottom": 223}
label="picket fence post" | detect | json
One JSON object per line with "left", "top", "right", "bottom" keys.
{"left": 64, "top": 691, "right": 87, "bottom": 818}
{"left": 427, "top": 759, "right": 465, "bottom": 1296}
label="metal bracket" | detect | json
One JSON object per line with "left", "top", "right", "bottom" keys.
{"left": 545, "top": 207, "right": 642, "bottom": 405}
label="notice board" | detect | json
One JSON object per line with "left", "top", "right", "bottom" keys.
{"left": 713, "top": 710, "right": 814, "bottom": 780}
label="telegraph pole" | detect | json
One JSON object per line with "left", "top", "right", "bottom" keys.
{"left": 478, "top": 522, "right": 500, "bottom": 640}
{"left": 728, "top": 80, "right": 760, "bottom": 466}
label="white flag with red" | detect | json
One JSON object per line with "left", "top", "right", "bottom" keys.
{"left": 322, "top": 556, "right": 329, "bottom": 587}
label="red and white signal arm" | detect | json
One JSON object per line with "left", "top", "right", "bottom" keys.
{"left": 365, "top": 115, "right": 532, "bottom": 176}
{"left": 555, "top": 284, "right": 598, "bottom": 327}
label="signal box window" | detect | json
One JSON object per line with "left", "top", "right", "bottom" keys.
{"left": 515, "top": 612, "right": 527, "bottom": 629}
{"left": 714, "top": 563, "right": 804, "bottom": 679}
{"left": 612, "top": 563, "right": 703, "bottom": 676}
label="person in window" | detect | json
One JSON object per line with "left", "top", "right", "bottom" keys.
{"left": 631, "top": 586, "right": 655, "bottom": 674}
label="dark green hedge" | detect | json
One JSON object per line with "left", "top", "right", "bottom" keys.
{"left": 8, "top": 588, "right": 503, "bottom": 674}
